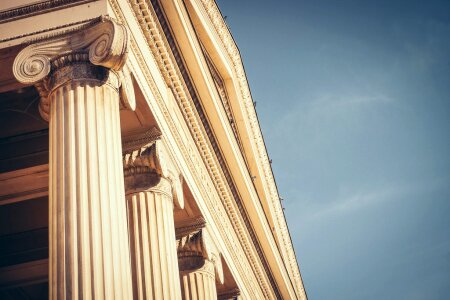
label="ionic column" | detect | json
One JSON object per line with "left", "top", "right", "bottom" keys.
{"left": 123, "top": 137, "right": 184, "bottom": 300}
{"left": 13, "top": 17, "right": 135, "bottom": 300}
{"left": 177, "top": 228, "right": 224, "bottom": 300}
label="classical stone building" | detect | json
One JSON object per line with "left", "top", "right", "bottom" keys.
{"left": 0, "top": 0, "right": 307, "bottom": 299}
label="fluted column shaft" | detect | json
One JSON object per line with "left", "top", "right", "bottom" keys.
{"left": 180, "top": 259, "right": 217, "bottom": 300}
{"left": 126, "top": 176, "right": 182, "bottom": 300}
{"left": 48, "top": 59, "right": 132, "bottom": 299}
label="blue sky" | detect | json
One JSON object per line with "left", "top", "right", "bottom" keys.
{"left": 216, "top": 1, "right": 450, "bottom": 299}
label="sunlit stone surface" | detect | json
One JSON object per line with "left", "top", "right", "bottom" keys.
{"left": 0, "top": 1, "right": 306, "bottom": 299}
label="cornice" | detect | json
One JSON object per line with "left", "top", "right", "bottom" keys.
{"left": 197, "top": 0, "right": 307, "bottom": 298}
{"left": 143, "top": 0, "right": 280, "bottom": 297}
{"left": 107, "top": 0, "right": 271, "bottom": 298}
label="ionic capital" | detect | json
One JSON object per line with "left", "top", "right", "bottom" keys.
{"left": 14, "top": 16, "right": 128, "bottom": 84}
{"left": 177, "top": 226, "right": 224, "bottom": 284}
{"left": 123, "top": 129, "right": 184, "bottom": 208}
{"left": 12, "top": 16, "right": 135, "bottom": 120}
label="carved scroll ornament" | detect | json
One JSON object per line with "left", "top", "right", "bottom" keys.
{"left": 12, "top": 16, "right": 136, "bottom": 120}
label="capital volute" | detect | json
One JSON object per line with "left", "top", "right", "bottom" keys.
{"left": 12, "top": 16, "right": 136, "bottom": 120}
{"left": 13, "top": 16, "right": 127, "bottom": 84}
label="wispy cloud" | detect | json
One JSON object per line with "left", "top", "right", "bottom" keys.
{"left": 309, "top": 186, "right": 402, "bottom": 220}
{"left": 310, "top": 93, "right": 394, "bottom": 109}
{"left": 305, "top": 92, "right": 394, "bottom": 119}
{"left": 306, "top": 176, "right": 449, "bottom": 221}
{"left": 270, "top": 91, "right": 396, "bottom": 145}
{"left": 280, "top": 91, "right": 395, "bottom": 125}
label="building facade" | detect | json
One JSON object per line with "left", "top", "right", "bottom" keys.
{"left": 0, "top": 0, "right": 307, "bottom": 299}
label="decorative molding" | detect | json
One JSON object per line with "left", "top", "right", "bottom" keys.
{"left": 108, "top": 0, "right": 273, "bottom": 298}
{"left": 12, "top": 16, "right": 135, "bottom": 120}
{"left": 197, "top": 0, "right": 307, "bottom": 297}
{"left": 0, "top": 0, "right": 95, "bottom": 24}
{"left": 146, "top": 0, "right": 280, "bottom": 298}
